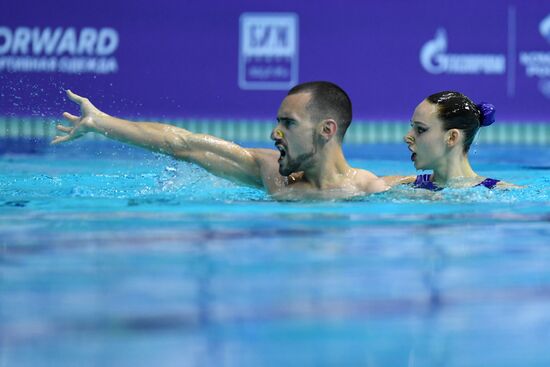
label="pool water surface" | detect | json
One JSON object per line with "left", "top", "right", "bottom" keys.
{"left": 1, "top": 143, "right": 549, "bottom": 367}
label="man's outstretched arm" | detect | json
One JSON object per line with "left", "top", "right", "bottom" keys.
{"left": 52, "top": 90, "right": 267, "bottom": 188}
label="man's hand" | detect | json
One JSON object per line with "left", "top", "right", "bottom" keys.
{"left": 51, "top": 90, "right": 104, "bottom": 145}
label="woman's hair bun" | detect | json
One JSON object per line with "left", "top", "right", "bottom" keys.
{"left": 476, "top": 102, "right": 496, "bottom": 127}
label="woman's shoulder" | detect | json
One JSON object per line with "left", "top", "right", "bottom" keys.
{"left": 476, "top": 177, "right": 523, "bottom": 189}
{"left": 494, "top": 180, "right": 524, "bottom": 189}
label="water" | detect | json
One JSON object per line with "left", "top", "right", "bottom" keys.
{"left": 1, "top": 143, "right": 549, "bottom": 367}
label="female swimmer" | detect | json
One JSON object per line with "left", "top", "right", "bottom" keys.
{"left": 384, "top": 91, "right": 515, "bottom": 190}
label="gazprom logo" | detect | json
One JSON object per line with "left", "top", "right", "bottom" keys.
{"left": 420, "top": 28, "right": 505, "bottom": 75}
{"left": 540, "top": 13, "right": 550, "bottom": 44}
{"left": 239, "top": 13, "right": 299, "bottom": 90}
{"left": 420, "top": 28, "right": 448, "bottom": 74}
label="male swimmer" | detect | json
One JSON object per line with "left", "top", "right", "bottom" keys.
{"left": 53, "top": 81, "right": 388, "bottom": 200}
{"left": 384, "top": 91, "right": 516, "bottom": 190}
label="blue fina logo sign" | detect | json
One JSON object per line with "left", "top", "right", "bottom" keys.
{"left": 239, "top": 13, "right": 299, "bottom": 90}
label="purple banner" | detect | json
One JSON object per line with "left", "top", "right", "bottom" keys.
{"left": 1, "top": 0, "right": 549, "bottom": 122}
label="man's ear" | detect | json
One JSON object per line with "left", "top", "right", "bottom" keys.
{"left": 446, "top": 129, "right": 460, "bottom": 147}
{"left": 320, "top": 119, "right": 338, "bottom": 140}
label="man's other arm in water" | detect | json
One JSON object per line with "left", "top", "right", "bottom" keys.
{"left": 52, "top": 90, "right": 271, "bottom": 188}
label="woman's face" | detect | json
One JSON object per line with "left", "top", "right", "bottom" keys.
{"left": 404, "top": 100, "right": 449, "bottom": 171}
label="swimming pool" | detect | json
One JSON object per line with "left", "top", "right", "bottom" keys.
{"left": 1, "top": 142, "right": 549, "bottom": 367}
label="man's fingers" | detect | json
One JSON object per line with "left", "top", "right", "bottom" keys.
{"left": 56, "top": 124, "right": 72, "bottom": 133}
{"left": 62, "top": 112, "right": 79, "bottom": 123}
{"left": 66, "top": 89, "right": 86, "bottom": 105}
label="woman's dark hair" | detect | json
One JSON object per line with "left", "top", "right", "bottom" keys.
{"left": 427, "top": 91, "right": 494, "bottom": 154}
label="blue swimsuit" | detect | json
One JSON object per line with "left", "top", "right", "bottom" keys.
{"left": 413, "top": 174, "right": 500, "bottom": 191}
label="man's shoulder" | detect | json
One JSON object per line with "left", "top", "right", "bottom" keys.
{"left": 247, "top": 148, "right": 280, "bottom": 173}
{"left": 246, "top": 148, "right": 288, "bottom": 192}
{"left": 354, "top": 168, "right": 378, "bottom": 180}
{"left": 354, "top": 169, "right": 390, "bottom": 193}
{"left": 247, "top": 148, "right": 279, "bottom": 161}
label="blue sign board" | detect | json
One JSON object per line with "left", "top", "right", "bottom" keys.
{"left": 1, "top": 0, "right": 549, "bottom": 122}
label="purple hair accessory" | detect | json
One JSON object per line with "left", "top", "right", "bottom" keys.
{"left": 476, "top": 102, "right": 496, "bottom": 127}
